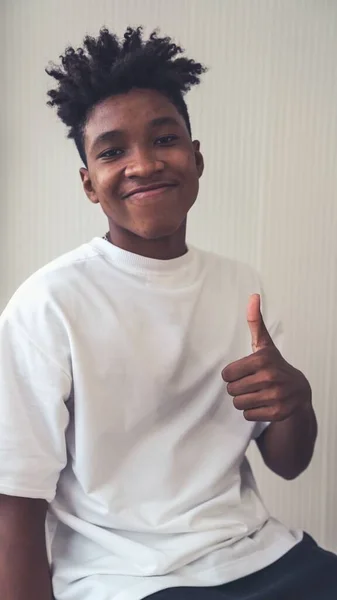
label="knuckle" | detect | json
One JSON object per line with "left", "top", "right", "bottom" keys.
{"left": 243, "top": 410, "right": 251, "bottom": 421}
{"left": 233, "top": 396, "right": 241, "bottom": 410}
{"left": 255, "top": 354, "right": 266, "bottom": 370}
{"left": 263, "top": 368, "right": 278, "bottom": 384}
{"left": 244, "top": 410, "right": 255, "bottom": 422}
{"left": 271, "top": 387, "right": 282, "bottom": 402}
{"left": 227, "top": 383, "right": 234, "bottom": 396}
{"left": 270, "top": 404, "right": 281, "bottom": 419}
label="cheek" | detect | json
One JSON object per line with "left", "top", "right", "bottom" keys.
{"left": 173, "top": 150, "right": 199, "bottom": 182}
{"left": 180, "top": 156, "right": 200, "bottom": 195}
{"left": 93, "top": 167, "right": 119, "bottom": 195}
{"left": 90, "top": 168, "right": 122, "bottom": 216}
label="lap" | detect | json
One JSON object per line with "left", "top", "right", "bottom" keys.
{"left": 146, "top": 533, "right": 337, "bottom": 600}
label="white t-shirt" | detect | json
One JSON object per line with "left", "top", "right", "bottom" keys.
{"left": 0, "top": 239, "right": 301, "bottom": 600}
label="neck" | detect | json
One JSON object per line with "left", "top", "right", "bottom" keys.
{"left": 106, "top": 221, "right": 188, "bottom": 260}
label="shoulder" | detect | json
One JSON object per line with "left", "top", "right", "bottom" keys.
{"left": 194, "top": 247, "right": 283, "bottom": 345}
{"left": 3, "top": 242, "right": 99, "bottom": 311}
{"left": 0, "top": 241, "right": 102, "bottom": 345}
{"left": 195, "top": 247, "right": 262, "bottom": 292}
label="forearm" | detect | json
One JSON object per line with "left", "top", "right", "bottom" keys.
{"left": 0, "top": 543, "right": 53, "bottom": 600}
{"left": 0, "top": 496, "right": 53, "bottom": 600}
{"left": 257, "top": 398, "right": 318, "bottom": 480}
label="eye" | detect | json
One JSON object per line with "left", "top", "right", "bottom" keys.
{"left": 98, "top": 148, "right": 124, "bottom": 160}
{"left": 155, "top": 135, "right": 179, "bottom": 146}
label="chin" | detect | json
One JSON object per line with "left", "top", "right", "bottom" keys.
{"left": 136, "top": 220, "right": 184, "bottom": 241}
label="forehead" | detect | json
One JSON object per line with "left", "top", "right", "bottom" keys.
{"left": 84, "top": 88, "right": 186, "bottom": 142}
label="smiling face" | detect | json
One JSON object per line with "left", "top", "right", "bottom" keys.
{"left": 80, "top": 88, "right": 204, "bottom": 257}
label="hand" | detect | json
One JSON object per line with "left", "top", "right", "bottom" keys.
{"left": 222, "top": 294, "right": 312, "bottom": 422}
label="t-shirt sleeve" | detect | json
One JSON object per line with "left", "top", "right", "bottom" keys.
{"left": 0, "top": 296, "right": 72, "bottom": 503}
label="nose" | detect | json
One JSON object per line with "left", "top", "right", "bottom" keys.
{"left": 125, "top": 148, "right": 165, "bottom": 179}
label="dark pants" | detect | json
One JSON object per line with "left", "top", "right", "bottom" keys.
{"left": 146, "top": 534, "right": 337, "bottom": 600}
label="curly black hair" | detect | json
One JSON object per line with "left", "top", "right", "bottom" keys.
{"left": 46, "top": 26, "right": 206, "bottom": 165}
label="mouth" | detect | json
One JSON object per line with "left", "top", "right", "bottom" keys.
{"left": 122, "top": 183, "right": 178, "bottom": 202}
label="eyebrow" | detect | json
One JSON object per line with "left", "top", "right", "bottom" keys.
{"left": 90, "top": 130, "right": 122, "bottom": 154}
{"left": 149, "top": 116, "right": 181, "bottom": 128}
{"left": 90, "top": 116, "right": 181, "bottom": 154}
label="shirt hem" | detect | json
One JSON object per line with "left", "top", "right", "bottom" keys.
{"left": 110, "top": 533, "right": 303, "bottom": 600}
{"left": 0, "top": 483, "right": 54, "bottom": 502}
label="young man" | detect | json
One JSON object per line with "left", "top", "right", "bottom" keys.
{"left": 0, "top": 26, "right": 335, "bottom": 600}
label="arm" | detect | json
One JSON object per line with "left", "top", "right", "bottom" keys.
{"left": 0, "top": 495, "right": 53, "bottom": 600}
{"left": 0, "top": 288, "right": 72, "bottom": 600}
{"left": 223, "top": 294, "right": 317, "bottom": 481}
{"left": 256, "top": 395, "right": 317, "bottom": 480}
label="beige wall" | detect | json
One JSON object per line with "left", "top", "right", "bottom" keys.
{"left": 1, "top": 0, "right": 337, "bottom": 550}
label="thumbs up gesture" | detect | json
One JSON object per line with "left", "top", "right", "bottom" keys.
{"left": 222, "top": 294, "right": 311, "bottom": 422}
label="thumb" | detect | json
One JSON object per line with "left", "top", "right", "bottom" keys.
{"left": 247, "top": 294, "right": 274, "bottom": 352}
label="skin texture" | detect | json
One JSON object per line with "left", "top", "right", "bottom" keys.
{"left": 0, "top": 496, "right": 53, "bottom": 600}
{"left": 80, "top": 88, "right": 204, "bottom": 260}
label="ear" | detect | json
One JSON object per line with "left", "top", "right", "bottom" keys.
{"left": 79, "top": 168, "right": 99, "bottom": 205}
{"left": 192, "top": 140, "right": 204, "bottom": 179}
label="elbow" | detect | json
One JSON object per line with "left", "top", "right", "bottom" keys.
{"left": 272, "top": 453, "right": 314, "bottom": 481}
{"left": 281, "top": 469, "right": 304, "bottom": 481}
{"left": 270, "top": 466, "right": 304, "bottom": 481}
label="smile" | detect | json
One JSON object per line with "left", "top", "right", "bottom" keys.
{"left": 123, "top": 183, "right": 178, "bottom": 202}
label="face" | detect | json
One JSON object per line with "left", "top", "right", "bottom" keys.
{"left": 80, "top": 88, "right": 204, "bottom": 245}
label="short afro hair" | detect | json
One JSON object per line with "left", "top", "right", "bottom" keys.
{"left": 46, "top": 26, "right": 206, "bottom": 166}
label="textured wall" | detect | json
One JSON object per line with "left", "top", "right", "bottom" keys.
{"left": 1, "top": 0, "right": 337, "bottom": 550}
